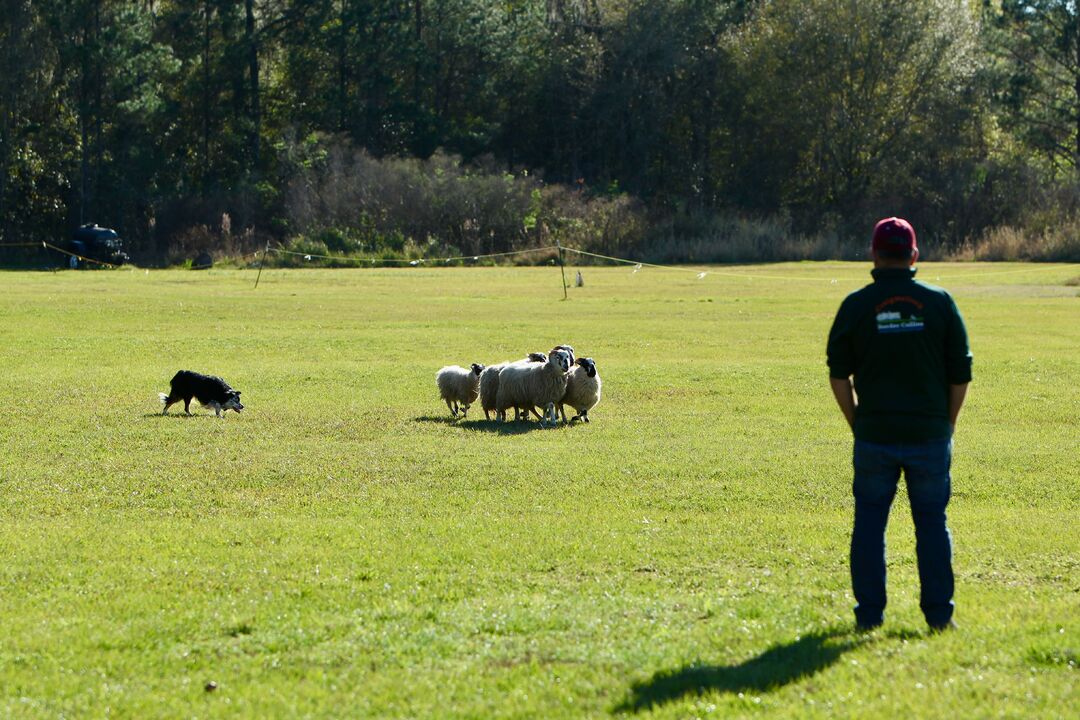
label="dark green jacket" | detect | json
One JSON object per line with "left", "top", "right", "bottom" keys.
{"left": 827, "top": 267, "right": 972, "bottom": 442}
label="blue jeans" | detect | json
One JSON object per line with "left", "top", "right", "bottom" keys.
{"left": 851, "top": 438, "right": 954, "bottom": 628}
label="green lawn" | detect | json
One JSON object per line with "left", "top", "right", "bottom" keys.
{"left": 0, "top": 262, "right": 1076, "bottom": 718}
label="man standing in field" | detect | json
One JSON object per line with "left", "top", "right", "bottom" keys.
{"left": 827, "top": 217, "right": 972, "bottom": 632}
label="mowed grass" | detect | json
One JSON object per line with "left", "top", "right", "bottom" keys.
{"left": 0, "top": 262, "right": 1076, "bottom": 718}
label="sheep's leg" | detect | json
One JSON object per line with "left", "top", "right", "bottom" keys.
{"left": 529, "top": 407, "right": 544, "bottom": 422}
{"left": 582, "top": 411, "right": 590, "bottom": 423}
{"left": 445, "top": 398, "right": 456, "bottom": 416}
{"left": 461, "top": 403, "right": 469, "bottom": 418}
{"left": 557, "top": 404, "right": 567, "bottom": 423}
{"left": 484, "top": 409, "right": 491, "bottom": 420}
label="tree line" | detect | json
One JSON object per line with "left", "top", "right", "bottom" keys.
{"left": 3, "top": 0, "right": 1080, "bottom": 265}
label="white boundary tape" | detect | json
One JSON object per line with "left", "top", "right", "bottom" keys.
{"left": 260, "top": 241, "right": 1078, "bottom": 285}
{"left": 565, "top": 247, "right": 1079, "bottom": 284}
{"left": 268, "top": 245, "right": 558, "bottom": 265}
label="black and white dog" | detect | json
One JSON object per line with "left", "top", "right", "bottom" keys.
{"left": 160, "top": 370, "right": 243, "bottom": 417}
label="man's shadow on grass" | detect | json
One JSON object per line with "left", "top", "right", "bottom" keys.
{"left": 616, "top": 629, "right": 863, "bottom": 713}
{"left": 413, "top": 415, "right": 545, "bottom": 435}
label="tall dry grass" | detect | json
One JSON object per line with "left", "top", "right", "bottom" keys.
{"left": 949, "top": 224, "right": 1080, "bottom": 262}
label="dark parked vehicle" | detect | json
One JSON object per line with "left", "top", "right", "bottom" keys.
{"left": 193, "top": 251, "right": 213, "bottom": 269}
{"left": 68, "top": 224, "right": 130, "bottom": 267}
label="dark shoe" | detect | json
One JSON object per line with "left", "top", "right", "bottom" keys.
{"left": 928, "top": 619, "right": 957, "bottom": 633}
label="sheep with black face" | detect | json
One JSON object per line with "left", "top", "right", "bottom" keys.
{"left": 479, "top": 352, "right": 548, "bottom": 421}
{"left": 558, "top": 357, "right": 601, "bottom": 423}
{"left": 436, "top": 363, "right": 485, "bottom": 417}
{"left": 510, "top": 344, "right": 576, "bottom": 422}
{"left": 495, "top": 349, "right": 572, "bottom": 426}
{"left": 550, "top": 344, "right": 575, "bottom": 365}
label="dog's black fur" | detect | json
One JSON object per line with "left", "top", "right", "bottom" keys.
{"left": 160, "top": 370, "right": 243, "bottom": 417}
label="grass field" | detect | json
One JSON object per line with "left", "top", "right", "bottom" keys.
{"left": 0, "top": 262, "right": 1076, "bottom": 718}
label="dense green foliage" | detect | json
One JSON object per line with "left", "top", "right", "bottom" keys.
{"left": 4, "top": 1, "right": 1080, "bottom": 263}
{"left": 0, "top": 264, "right": 1076, "bottom": 716}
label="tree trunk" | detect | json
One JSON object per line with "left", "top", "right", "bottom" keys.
{"left": 412, "top": 0, "right": 422, "bottom": 139}
{"left": 246, "top": 0, "right": 260, "bottom": 171}
{"left": 1, "top": 5, "right": 20, "bottom": 238}
{"left": 203, "top": 0, "right": 212, "bottom": 183}
{"left": 79, "top": 14, "right": 91, "bottom": 224}
{"left": 93, "top": 0, "right": 103, "bottom": 220}
{"left": 364, "top": 13, "right": 382, "bottom": 150}
{"left": 0, "top": 97, "right": 9, "bottom": 239}
{"left": 338, "top": 0, "right": 348, "bottom": 132}
{"left": 1075, "top": 12, "right": 1080, "bottom": 169}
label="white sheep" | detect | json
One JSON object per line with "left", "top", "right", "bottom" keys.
{"left": 480, "top": 352, "right": 548, "bottom": 421}
{"left": 478, "top": 364, "right": 504, "bottom": 420}
{"left": 436, "top": 363, "right": 484, "bottom": 417}
{"left": 495, "top": 349, "right": 572, "bottom": 426}
{"left": 514, "top": 345, "right": 576, "bottom": 422}
{"left": 558, "top": 357, "right": 601, "bottom": 423}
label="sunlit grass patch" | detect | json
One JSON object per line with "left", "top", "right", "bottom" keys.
{"left": 0, "top": 263, "right": 1076, "bottom": 718}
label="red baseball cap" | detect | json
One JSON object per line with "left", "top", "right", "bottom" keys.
{"left": 871, "top": 217, "right": 917, "bottom": 254}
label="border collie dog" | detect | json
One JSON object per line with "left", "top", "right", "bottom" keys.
{"left": 160, "top": 370, "right": 243, "bottom": 417}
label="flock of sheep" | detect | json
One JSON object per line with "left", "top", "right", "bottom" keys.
{"left": 436, "top": 345, "right": 601, "bottom": 427}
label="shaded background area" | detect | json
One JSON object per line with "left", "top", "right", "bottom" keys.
{"left": 4, "top": 1, "right": 1080, "bottom": 266}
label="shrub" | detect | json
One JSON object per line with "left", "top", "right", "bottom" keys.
{"left": 956, "top": 224, "right": 1080, "bottom": 262}
{"left": 283, "top": 135, "right": 651, "bottom": 264}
